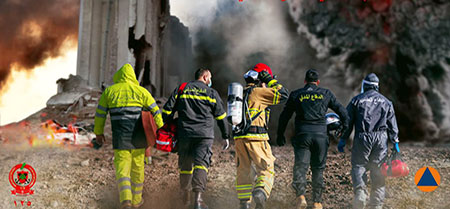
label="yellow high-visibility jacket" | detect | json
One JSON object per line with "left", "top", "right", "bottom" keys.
{"left": 94, "top": 63, "right": 163, "bottom": 149}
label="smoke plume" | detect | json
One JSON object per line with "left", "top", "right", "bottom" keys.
{"left": 173, "top": 0, "right": 340, "bottom": 93}
{"left": 172, "top": 0, "right": 450, "bottom": 141}
{"left": 286, "top": 0, "right": 450, "bottom": 141}
{"left": 0, "top": 0, "right": 79, "bottom": 92}
{"left": 172, "top": 0, "right": 349, "bottom": 140}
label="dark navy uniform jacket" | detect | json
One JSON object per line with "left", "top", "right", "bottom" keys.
{"left": 162, "top": 80, "right": 228, "bottom": 139}
{"left": 278, "top": 83, "right": 349, "bottom": 135}
{"left": 342, "top": 89, "right": 399, "bottom": 143}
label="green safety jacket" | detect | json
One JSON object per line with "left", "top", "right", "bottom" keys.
{"left": 94, "top": 63, "right": 164, "bottom": 149}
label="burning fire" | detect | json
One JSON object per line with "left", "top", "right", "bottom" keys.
{"left": 0, "top": 43, "right": 77, "bottom": 126}
{"left": 1, "top": 119, "right": 93, "bottom": 148}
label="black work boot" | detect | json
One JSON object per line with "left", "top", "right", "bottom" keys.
{"left": 182, "top": 190, "right": 191, "bottom": 207}
{"left": 252, "top": 188, "right": 267, "bottom": 209}
{"left": 194, "top": 192, "right": 209, "bottom": 209}
{"left": 239, "top": 200, "right": 251, "bottom": 209}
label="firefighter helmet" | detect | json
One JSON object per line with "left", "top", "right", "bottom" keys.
{"left": 252, "top": 63, "right": 273, "bottom": 77}
{"left": 244, "top": 63, "right": 274, "bottom": 83}
{"left": 325, "top": 113, "right": 342, "bottom": 140}
{"left": 381, "top": 152, "right": 409, "bottom": 177}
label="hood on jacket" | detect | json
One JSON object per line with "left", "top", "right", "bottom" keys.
{"left": 361, "top": 73, "right": 379, "bottom": 93}
{"left": 113, "top": 63, "right": 139, "bottom": 85}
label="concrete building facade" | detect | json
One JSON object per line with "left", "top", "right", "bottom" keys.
{"left": 76, "top": 0, "right": 193, "bottom": 97}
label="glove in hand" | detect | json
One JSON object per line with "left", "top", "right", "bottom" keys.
{"left": 222, "top": 139, "right": 230, "bottom": 150}
{"left": 394, "top": 142, "right": 400, "bottom": 153}
{"left": 258, "top": 71, "right": 273, "bottom": 84}
{"left": 277, "top": 135, "right": 286, "bottom": 146}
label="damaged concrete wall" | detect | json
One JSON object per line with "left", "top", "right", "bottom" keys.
{"left": 161, "top": 16, "right": 193, "bottom": 95}
{"left": 76, "top": 0, "right": 193, "bottom": 98}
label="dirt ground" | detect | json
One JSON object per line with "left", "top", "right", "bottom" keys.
{"left": 0, "top": 137, "right": 449, "bottom": 209}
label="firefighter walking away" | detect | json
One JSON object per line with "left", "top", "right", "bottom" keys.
{"left": 339, "top": 73, "right": 401, "bottom": 209}
{"left": 162, "top": 68, "right": 230, "bottom": 209}
{"left": 232, "top": 63, "right": 288, "bottom": 209}
{"left": 277, "top": 69, "right": 349, "bottom": 209}
{"left": 94, "top": 63, "right": 164, "bottom": 209}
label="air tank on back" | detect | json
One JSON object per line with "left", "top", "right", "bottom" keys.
{"left": 227, "top": 82, "right": 243, "bottom": 126}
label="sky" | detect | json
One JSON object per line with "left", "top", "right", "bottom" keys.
{"left": 0, "top": 42, "right": 77, "bottom": 125}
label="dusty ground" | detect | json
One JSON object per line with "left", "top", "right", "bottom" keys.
{"left": 0, "top": 138, "right": 449, "bottom": 209}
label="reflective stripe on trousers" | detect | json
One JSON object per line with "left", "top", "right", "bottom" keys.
{"left": 178, "top": 138, "right": 213, "bottom": 193}
{"left": 179, "top": 165, "right": 209, "bottom": 175}
{"left": 114, "top": 149, "right": 145, "bottom": 205}
{"left": 236, "top": 184, "right": 253, "bottom": 200}
{"left": 235, "top": 139, "right": 275, "bottom": 200}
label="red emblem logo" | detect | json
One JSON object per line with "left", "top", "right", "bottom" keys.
{"left": 9, "top": 163, "right": 36, "bottom": 196}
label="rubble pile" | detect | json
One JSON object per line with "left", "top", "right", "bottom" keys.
{"left": 44, "top": 74, "right": 102, "bottom": 122}
{"left": 0, "top": 75, "right": 101, "bottom": 146}
{"left": 287, "top": 0, "right": 450, "bottom": 141}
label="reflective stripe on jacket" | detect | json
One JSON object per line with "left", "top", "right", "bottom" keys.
{"left": 162, "top": 80, "right": 227, "bottom": 139}
{"left": 94, "top": 63, "right": 164, "bottom": 149}
{"left": 234, "top": 80, "right": 288, "bottom": 140}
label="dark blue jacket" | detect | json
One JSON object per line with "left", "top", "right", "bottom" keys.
{"left": 342, "top": 89, "right": 399, "bottom": 143}
{"left": 278, "top": 83, "right": 349, "bottom": 134}
{"left": 162, "top": 81, "right": 228, "bottom": 139}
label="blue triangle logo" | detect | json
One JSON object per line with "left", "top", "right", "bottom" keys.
{"left": 417, "top": 167, "right": 438, "bottom": 186}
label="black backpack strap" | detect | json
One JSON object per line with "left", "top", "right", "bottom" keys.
{"left": 250, "top": 110, "right": 264, "bottom": 121}
{"left": 235, "top": 86, "right": 256, "bottom": 135}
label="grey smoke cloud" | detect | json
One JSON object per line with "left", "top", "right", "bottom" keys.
{"left": 0, "top": 0, "right": 79, "bottom": 93}
{"left": 286, "top": 0, "right": 450, "bottom": 141}
{"left": 170, "top": 0, "right": 349, "bottom": 140}
{"left": 171, "top": 0, "right": 331, "bottom": 92}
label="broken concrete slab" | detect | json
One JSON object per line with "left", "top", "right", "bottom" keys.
{"left": 47, "top": 92, "right": 89, "bottom": 107}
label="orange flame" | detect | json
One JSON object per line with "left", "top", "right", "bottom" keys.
{"left": 1, "top": 119, "right": 92, "bottom": 149}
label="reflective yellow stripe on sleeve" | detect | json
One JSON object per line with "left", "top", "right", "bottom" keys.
{"left": 162, "top": 109, "right": 172, "bottom": 115}
{"left": 194, "top": 165, "right": 209, "bottom": 172}
{"left": 215, "top": 112, "right": 227, "bottom": 120}
{"left": 268, "top": 79, "right": 277, "bottom": 87}
{"left": 180, "top": 168, "right": 194, "bottom": 174}
{"left": 273, "top": 91, "right": 280, "bottom": 104}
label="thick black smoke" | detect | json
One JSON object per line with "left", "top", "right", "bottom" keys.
{"left": 287, "top": 0, "right": 450, "bottom": 141}
{"left": 0, "top": 0, "right": 79, "bottom": 92}
{"left": 192, "top": 1, "right": 336, "bottom": 95}
{"left": 182, "top": 0, "right": 350, "bottom": 140}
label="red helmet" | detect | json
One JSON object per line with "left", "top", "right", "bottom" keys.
{"left": 381, "top": 159, "right": 409, "bottom": 177}
{"left": 253, "top": 63, "right": 273, "bottom": 77}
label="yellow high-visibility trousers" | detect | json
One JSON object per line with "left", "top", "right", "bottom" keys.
{"left": 235, "top": 139, "right": 275, "bottom": 201}
{"left": 114, "top": 149, "right": 145, "bottom": 205}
